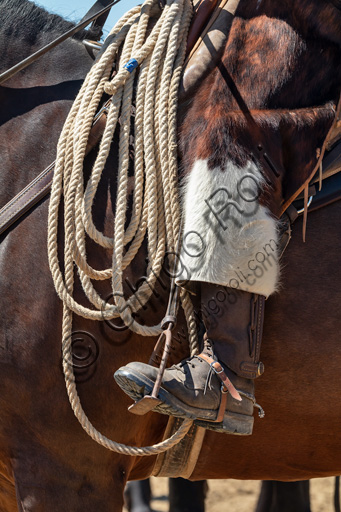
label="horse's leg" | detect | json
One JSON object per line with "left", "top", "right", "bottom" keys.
{"left": 11, "top": 445, "right": 127, "bottom": 512}
{"left": 334, "top": 477, "right": 340, "bottom": 512}
{"left": 124, "top": 480, "right": 152, "bottom": 512}
{"left": 255, "top": 481, "right": 311, "bottom": 512}
{"left": 168, "top": 478, "right": 207, "bottom": 512}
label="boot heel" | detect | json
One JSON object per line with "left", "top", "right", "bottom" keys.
{"left": 194, "top": 410, "right": 254, "bottom": 435}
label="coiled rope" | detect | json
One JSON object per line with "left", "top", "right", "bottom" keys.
{"left": 47, "top": 0, "right": 199, "bottom": 455}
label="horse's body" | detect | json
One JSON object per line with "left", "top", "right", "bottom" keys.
{"left": 0, "top": 0, "right": 340, "bottom": 510}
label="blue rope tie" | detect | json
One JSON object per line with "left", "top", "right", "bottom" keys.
{"left": 124, "top": 58, "right": 139, "bottom": 73}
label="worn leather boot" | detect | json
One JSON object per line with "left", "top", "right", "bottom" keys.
{"left": 115, "top": 283, "right": 265, "bottom": 435}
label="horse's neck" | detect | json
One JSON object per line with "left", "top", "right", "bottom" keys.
{"left": 0, "top": 37, "right": 92, "bottom": 206}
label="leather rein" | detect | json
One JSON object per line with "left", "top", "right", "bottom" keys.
{"left": 0, "top": 0, "right": 340, "bottom": 238}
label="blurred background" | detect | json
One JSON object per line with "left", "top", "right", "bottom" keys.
{"left": 125, "top": 477, "right": 337, "bottom": 512}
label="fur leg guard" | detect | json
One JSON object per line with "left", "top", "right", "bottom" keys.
{"left": 176, "top": 159, "right": 279, "bottom": 298}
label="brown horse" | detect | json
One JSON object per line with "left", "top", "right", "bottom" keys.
{"left": 0, "top": 0, "right": 340, "bottom": 510}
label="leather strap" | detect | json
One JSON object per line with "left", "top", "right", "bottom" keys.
{"left": 285, "top": 139, "right": 341, "bottom": 225}
{"left": 182, "top": 0, "right": 240, "bottom": 96}
{"left": 185, "top": 0, "right": 220, "bottom": 56}
{"left": 152, "top": 417, "right": 206, "bottom": 478}
{"left": 197, "top": 353, "right": 241, "bottom": 423}
{"left": 79, "top": 0, "right": 114, "bottom": 39}
{"left": 215, "top": 388, "right": 228, "bottom": 423}
{"left": 281, "top": 92, "right": 341, "bottom": 215}
{"left": 197, "top": 352, "right": 241, "bottom": 414}
{"left": 0, "top": 106, "right": 108, "bottom": 236}
{"left": 185, "top": 0, "right": 240, "bottom": 62}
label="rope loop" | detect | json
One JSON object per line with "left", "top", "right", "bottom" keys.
{"left": 48, "top": 0, "right": 199, "bottom": 456}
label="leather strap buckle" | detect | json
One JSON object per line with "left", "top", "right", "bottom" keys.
{"left": 196, "top": 352, "right": 244, "bottom": 423}
{"left": 198, "top": 352, "right": 242, "bottom": 402}
{"left": 220, "top": 384, "right": 228, "bottom": 394}
{"left": 210, "top": 361, "right": 224, "bottom": 375}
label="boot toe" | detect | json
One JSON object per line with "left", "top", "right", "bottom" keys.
{"left": 114, "top": 363, "right": 157, "bottom": 403}
{"left": 124, "top": 361, "right": 159, "bottom": 380}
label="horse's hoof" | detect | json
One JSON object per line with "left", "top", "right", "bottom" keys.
{"left": 114, "top": 365, "right": 254, "bottom": 435}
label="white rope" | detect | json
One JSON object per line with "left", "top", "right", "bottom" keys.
{"left": 48, "top": 0, "right": 199, "bottom": 455}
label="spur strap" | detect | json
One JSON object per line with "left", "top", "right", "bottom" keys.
{"left": 197, "top": 352, "right": 241, "bottom": 423}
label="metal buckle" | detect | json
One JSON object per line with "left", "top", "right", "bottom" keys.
{"left": 296, "top": 195, "right": 313, "bottom": 214}
{"left": 93, "top": 104, "right": 109, "bottom": 122}
{"left": 83, "top": 39, "right": 102, "bottom": 51}
{"left": 210, "top": 361, "right": 224, "bottom": 375}
{"left": 220, "top": 383, "right": 228, "bottom": 394}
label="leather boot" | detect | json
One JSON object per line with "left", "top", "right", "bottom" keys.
{"left": 114, "top": 283, "right": 265, "bottom": 435}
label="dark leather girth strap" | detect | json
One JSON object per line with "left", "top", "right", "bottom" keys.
{"left": 185, "top": 0, "right": 219, "bottom": 54}
{"left": 0, "top": 108, "right": 108, "bottom": 236}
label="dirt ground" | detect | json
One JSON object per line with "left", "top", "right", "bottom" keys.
{"left": 147, "top": 476, "right": 336, "bottom": 512}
